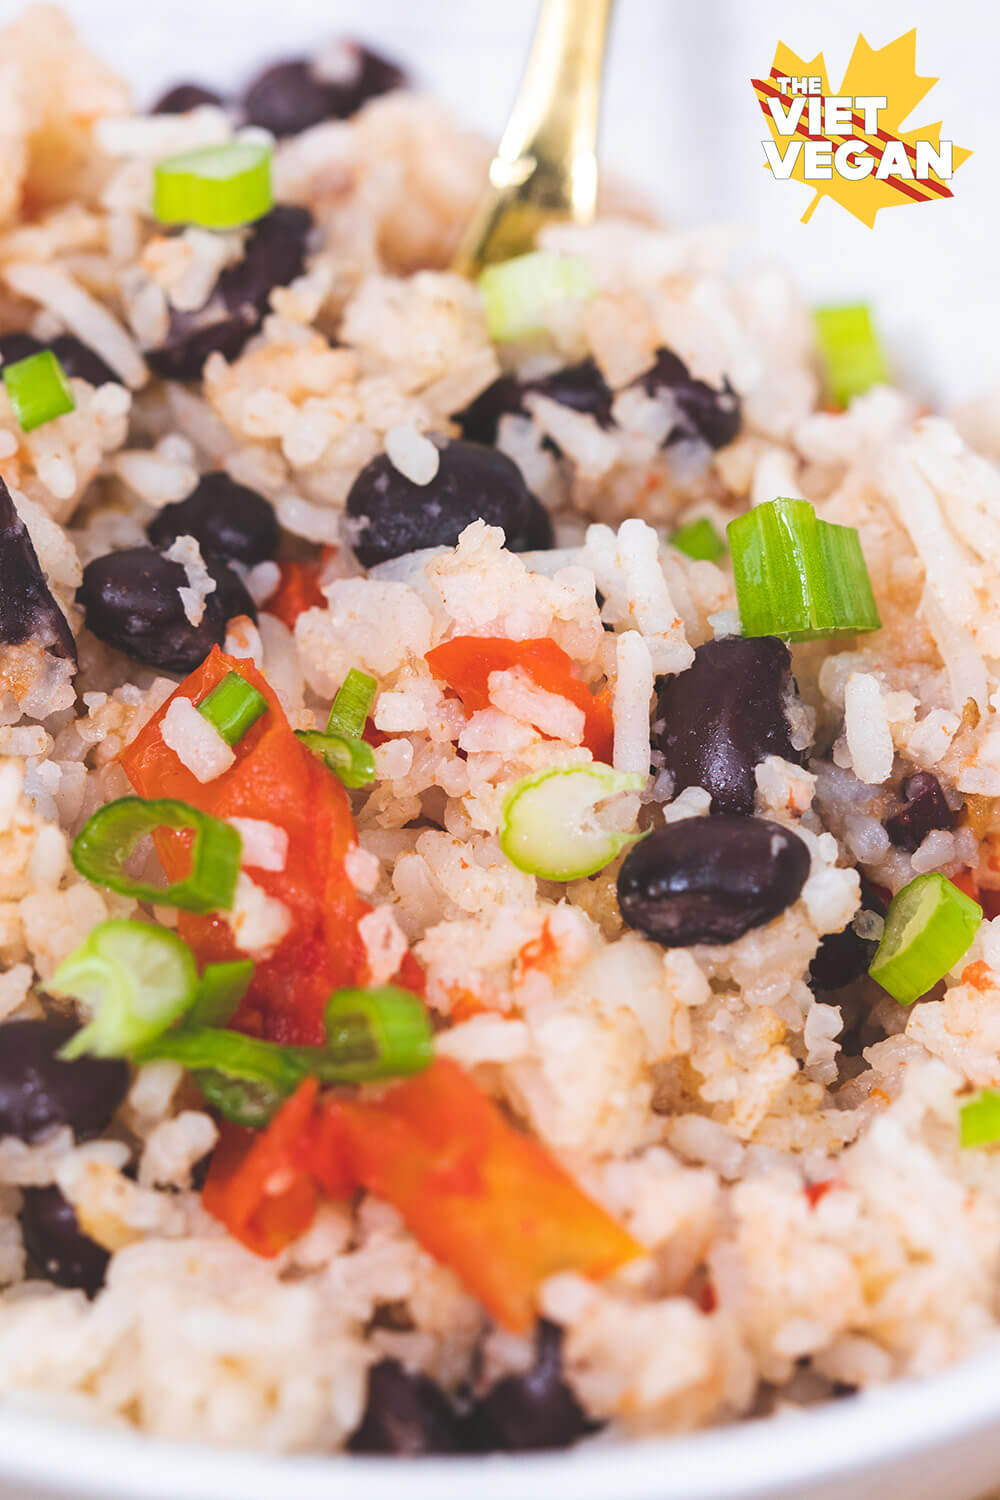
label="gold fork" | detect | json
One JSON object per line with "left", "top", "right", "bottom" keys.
{"left": 452, "top": 0, "right": 616, "bottom": 278}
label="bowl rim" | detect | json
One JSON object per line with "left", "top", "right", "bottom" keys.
{"left": 2, "top": 1342, "right": 1000, "bottom": 1500}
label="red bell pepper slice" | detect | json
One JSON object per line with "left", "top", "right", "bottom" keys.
{"left": 263, "top": 560, "right": 326, "bottom": 630}
{"left": 426, "top": 636, "right": 614, "bottom": 762}
{"left": 326, "top": 1059, "right": 642, "bottom": 1331}
{"left": 202, "top": 1077, "right": 322, "bottom": 1257}
{"left": 120, "top": 648, "right": 423, "bottom": 1045}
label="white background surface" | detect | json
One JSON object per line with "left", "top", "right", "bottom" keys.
{"left": 1, "top": 0, "right": 997, "bottom": 403}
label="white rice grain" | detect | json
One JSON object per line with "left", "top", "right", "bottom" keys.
{"left": 613, "top": 631, "right": 653, "bottom": 775}
{"left": 160, "top": 698, "right": 235, "bottom": 783}
{"left": 385, "top": 425, "right": 440, "bottom": 485}
{"left": 844, "top": 673, "right": 894, "bottom": 785}
{"left": 4, "top": 262, "right": 147, "bottom": 389}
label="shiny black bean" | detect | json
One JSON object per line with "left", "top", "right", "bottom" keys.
{"left": 883, "top": 772, "right": 957, "bottom": 854}
{"left": 617, "top": 816, "right": 810, "bottom": 947}
{"left": 0, "top": 332, "right": 44, "bottom": 367}
{"left": 147, "top": 472, "right": 279, "bottom": 567}
{"left": 639, "top": 346, "right": 741, "bottom": 450}
{"left": 0, "top": 1020, "right": 128, "bottom": 1143}
{"left": 20, "top": 1186, "right": 110, "bottom": 1297}
{"left": 77, "top": 546, "right": 256, "bottom": 674}
{"left": 243, "top": 46, "right": 406, "bottom": 137}
{"left": 152, "top": 83, "right": 226, "bottom": 115}
{"left": 652, "top": 636, "right": 806, "bottom": 815}
{"left": 348, "top": 1359, "right": 464, "bottom": 1456}
{"left": 809, "top": 879, "right": 887, "bottom": 992}
{"left": 346, "top": 438, "right": 553, "bottom": 568}
{"left": 0, "top": 478, "right": 76, "bottom": 659}
{"left": 454, "top": 359, "right": 613, "bottom": 448}
{"left": 466, "top": 1322, "right": 592, "bottom": 1453}
{"left": 48, "top": 334, "right": 118, "bottom": 388}
{"left": 145, "top": 206, "right": 313, "bottom": 382}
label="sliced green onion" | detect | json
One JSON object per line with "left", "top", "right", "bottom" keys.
{"left": 296, "top": 730, "right": 376, "bottom": 789}
{"left": 499, "top": 764, "right": 645, "bottom": 881}
{"left": 197, "top": 672, "right": 268, "bottom": 747}
{"left": 327, "top": 668, "right": 378, "bottom": 739}
{"left": 869, "top": 872, "right": 982, "bottom": 1006}
{"left": 324, "top": 986, "right": 433, "bottom": 1081}
{"left": 959, "top": 1090, "right": 1000, "bottom": 1149}
{"left": 49, "top": 919, "right": 198, "bottom": 1059}
{"left": 192, "top": 1071, "right": 289, "bottom": 1129}
{"left": 479, "top": 252, "right": 596, "bottom": 343}
{"left": 139, "top": 990, "right": 433, "bottom": 1112}
{"left": 728, "top": 497, "right": 881, "bottom": 641}
{"left": 813, "top": 304, "right": 889, "bottom": 408}
{"left": 3, "top": 349, "right": 75, "bottom": 432}
{"left": 188, "top": 959, "right": 255, "bottom": 1028}
{"left": 71, "top": 796, "right": 241, "bottom": 913}
{"left": 669, "top": 517, "right": 725, "bottom": 563}
{"left": 152, "top": 142, "right": 274, "bottom": 230}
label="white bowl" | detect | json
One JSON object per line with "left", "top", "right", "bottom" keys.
{"left": 3, "top": 1345, "right": 1000, "bottom": 1500}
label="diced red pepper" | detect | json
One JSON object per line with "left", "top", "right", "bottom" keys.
{"left": 326, "top": 1058, "right": 642, "bottom": 1332}
{"left": 263, "top": 560, "right": 326, "bottom": 630}
{"left": 202, "top": 1078, "right": 322, "bottom": 1257}
{"left": 120, "top": 648, "right": 423, "bottom": 1044}
{"left": 950, "top": 868, "right": 980, "bottom": 903}
{"left": 426, "top": 636, "right": 614, "bottom": 762}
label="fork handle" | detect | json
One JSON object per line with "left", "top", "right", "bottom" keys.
{"left": 454, "top": 0, "right": 615, "bottom": 273}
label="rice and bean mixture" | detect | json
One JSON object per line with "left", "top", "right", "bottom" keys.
{"left": 1, "top": 5, "right": 1000, "bottom": 1458}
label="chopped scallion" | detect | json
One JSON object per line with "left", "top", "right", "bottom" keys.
{"left": 499, "top": 764, "right": 646, "bottom": 881}
{"left": 813, "top": 304, "right": 889, "bottom": 408}
{"left": 296, "top": 729, "right": 376, "bottom": 789}
{"left": 324, "top": 986, "right": 434, "bottom": 1081}
{"left": 327, "top": 668, "right": 377, "bottom": 740}
{"left": 49, "top": 919, "right": 198, "bottom": 1059}
{"left": 197, "top": 671, "right": 268, "bottom": 747}
{"left": 3, "top": 349, "right": 75, "bottom": 432}
{"left": 71, "top": 796, "right": 242, "bottom": 913}
{"left": 960, "top": 1090, "right": 1000, "bottom": 1149}
{"left": 188, "top": 959, "right": 255, "bottom": 1028}
{"left": 868, "top": 872, "right": 982, "bottom": 1006}
{"left": 727, "top": 497, "right": 881, "bottom": 641}
{"left": 669, "top": 517, "right": 725, "bottom": 563}
{"left": 152, "top": 142, "right": 274, "bottom": 230}
{"left": 479, "top": 252, "right": 596, "bottom": 343}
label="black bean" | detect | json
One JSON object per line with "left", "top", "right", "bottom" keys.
{"left": 348, "top": 1359, "right": 463, "bottom": 1455}
{"left": 454, "top": 359, "right": 613, "bottom": 449}
{"left": 20, "top": 1186, "right": 110, "bottom": 1297}
{"left": 0, "top": 477, "right": 76, "bottom": 659}
{"left": 145, "top": 206, "right": 313, "bottom": 382}
{"left": 243, "top": 46, "right": 406, "bottom": 137}
{"left": 639, "top": 346, "right": 741, "bottom": 450}
{"left": 0, "top": 332, "right": 44, "bottom": 367}
{"left": 618, "top": 815, "right": 810, "bottom": 947}
{"left": 0, "top": 1020, "right": 128, "bottom": 1143}
{"left": 147, "top": 472, "right": 279, "bottom": 567}
{"left": 346, "top": 438, "right": 553, "bottom": 568}
{"left": 78, "top": 546, "right": 256, "bottom": 674}
{"left": 152, "top": 83, "right": 226, "bottom": 115}
{"left": 465, "top": 1322, "right": 592, "bottom": 1453}
{"left": 883, "top": 772, "right": 957, "bottom": 854}
{"left": 652, "top": 636, "right": 806, "bottom": 816}
{"left": 0, "top": 331, "right": 117, "bottom": 387}
{"left": 48, "top": 334, "right": 118, "bottom": 388}
{"left": 809, "top": 879, "right": 887, "bottom": 993}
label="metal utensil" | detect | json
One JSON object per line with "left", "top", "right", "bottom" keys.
{"left": 453, "top": 0, "right": 616, "bottom": 277}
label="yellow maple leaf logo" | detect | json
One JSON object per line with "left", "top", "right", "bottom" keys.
{"left": 752, "top": 30, "right": 972, "bottom": 227}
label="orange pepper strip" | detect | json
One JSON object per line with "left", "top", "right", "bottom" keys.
{"left": 202, "top": 1078, "right": 322, "bottom": 1257}
{"left": 263, "top": 560, "right": 326, "bottom": 630}
{"left": 326, "top": 1059, "right": 643, "bottom": 1332}
{"left": 120, "top": 648, "right": 423, "bottom": 1044}
{"left": 425, "top": 636, "right": 614, "bottom": 763}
